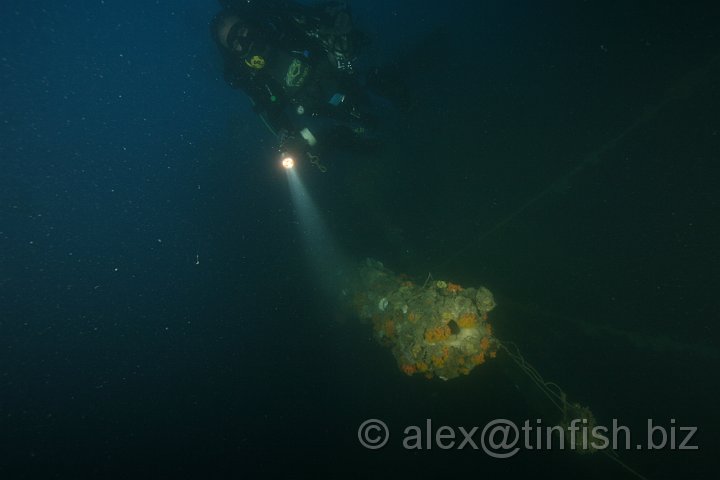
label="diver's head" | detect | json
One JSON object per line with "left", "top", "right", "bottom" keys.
{"left": 212, "top": 11, "right": 255, "bottom": 55}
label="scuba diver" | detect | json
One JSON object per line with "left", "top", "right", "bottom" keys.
{"left": 211, "top": 0, "right": 387, "bottom": 171}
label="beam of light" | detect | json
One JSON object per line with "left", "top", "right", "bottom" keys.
{"left": 286, "top": 168, "right": 348, "bottom": 296}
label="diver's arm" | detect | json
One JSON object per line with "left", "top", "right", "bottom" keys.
{"left": 254, "top": 99, "right": 316, "bottom": 163}
{"left": 254, "top": 100, "right": 295, "bottom": 138}
{"left": 224, "top": 67, "right": 295, "bottom": 140}
{"left": 246, "top": 85, "right": 296, "bottom": 137}
{"left": 245, "top": 85, "right": 318, "bottom": 160}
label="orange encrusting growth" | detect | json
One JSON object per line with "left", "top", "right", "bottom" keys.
{"left": 431, "top": 347, "right": 450, "bottom": 368}
{"left": 424, "top": 325, "right": 451, "bottom": 342}
{"left": 384, "top": 319, "right": 395, "bottom": 338}
{"left": 351, "top": 260, "right": 498, "bottom": 380}
{"left": 471, "top": 352, "right": 486, "bottom": 365}
{"left": 457, "top": 312, "right": 478, "bottom": 328}
{"left": 425, "top": 325, "right": 448, "bottom": 342}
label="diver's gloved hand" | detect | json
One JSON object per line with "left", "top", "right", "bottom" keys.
{"left": 278, "top": 128, "right": 319, "bottom": 163}
{"left": 278, "top": 129, "right": 304, "bottom": 155}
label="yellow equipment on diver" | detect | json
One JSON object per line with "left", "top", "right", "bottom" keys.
{"left": 245, "top": 55, "right": 266, "bottom": 69}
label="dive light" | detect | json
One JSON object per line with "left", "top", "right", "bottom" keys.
{"left": 281, "top": 155, "right": 295, "bottom": 170}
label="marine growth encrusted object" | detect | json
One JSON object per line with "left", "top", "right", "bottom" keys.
{"left": 345, "top": 259, "right": 498, "bottom": 380}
